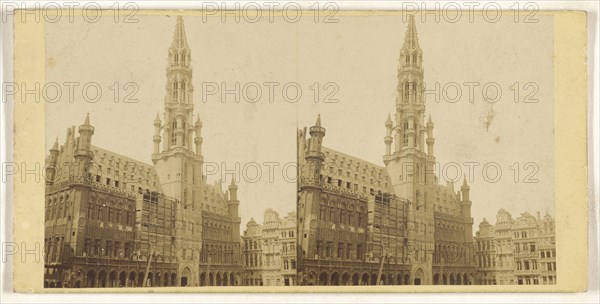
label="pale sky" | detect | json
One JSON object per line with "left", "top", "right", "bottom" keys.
{"left": 45, "top": 13, "right": 554, "bottom": 230}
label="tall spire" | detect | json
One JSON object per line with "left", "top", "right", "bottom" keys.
{"left": 172, "top": 16, "right": 188, "bottom": 50}
{"left": 393, "top": 13, "right": 425, "bottom": 153}
{"left": 403, "top": 14, "right": 420, "bottom": 50}
{"left": 158, "top": 16, "right": 195, "bottom": 153}
{"left": 315, "top": 114, "right": 322, "bottom": 127}
{"left": 83, "top": 112, "right": 90, "bottom": 126}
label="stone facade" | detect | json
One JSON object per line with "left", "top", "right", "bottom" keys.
{"left": 44, "top": 17, "right": 243, "bottom": 288}
{"left": 475, "top": 209, "right": 556, "bottom": 285}
{"left": 297, "top": 15, "right": 477, "bottom": 286}
{"left": 241, "top": 209, "right": 297, "bottom": 286}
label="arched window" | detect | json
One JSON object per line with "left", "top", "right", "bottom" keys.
{"left": 171, "top": 121, "right": 177, "bottom": 146}
{"left": 87, "top": 201, "right": 94, "bottom": 219}
{"left": 181, "top": 82, "right": 186, "bottom": 102}
{"left": 174, "top": 53, "right": 178, "bottom": 64}
{"left": 182, "top": 121, "right": 186, "bottom": 146}
{"left": 57, "top": 200, "right": 63, "bottom": 219}
{"left": 172, "top": 82, "right": 177, "bottom": 101}
{"left": 416, "top": 190, "right": 421, "bottom": 210}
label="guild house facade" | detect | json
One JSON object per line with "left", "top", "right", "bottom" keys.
{"left": 241, "top": 209, "right": 297, "bottom": 286}
{"left": 43, "top": 17, "right": 243, "bottom": 288}
{"left": 475, "top": 209, "right": 556, "bottom": 285}
{"left": 297, "top": 15, "right": 477, "bottom": 286}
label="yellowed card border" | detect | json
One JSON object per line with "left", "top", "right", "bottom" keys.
{"left": 11, "top": 9, "right": 588, "bottom": 293}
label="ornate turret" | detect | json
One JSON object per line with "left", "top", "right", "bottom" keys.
{"left": 384, "top": 113, "right": 393, "bottom": 156}
{"left": 461, "top": 175, "right": 473, "bottom": 240}
{"left": 74, "top": 113, "right": 94, "bottom": 162}
{"left": 305, "top": 115, "right": 326, "bottom": 184}
{"left": 308, "top": 115, "right": 325, "bottom": 158}
{"left": 461, "top": 175, "right": 470, "bottom": 203}
{"left": 194, "top": 114, "right": 203, "bottom": 156}
{"left": 46, "top": 138, "right": 60, "bottom": 186}
{"left": 426, "top": 114, "right": 434, "bottom": 156}
{"left": 153, "top": 112, "right": 162, "bottom": 155}
{"left": 228, "top": 178, "right": 238, "bottom": 202}
{"left": 227, "top": 178, "right": 241, "bottom": 240}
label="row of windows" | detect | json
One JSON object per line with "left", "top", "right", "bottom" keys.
{"left": 514, "top": 242, "right": 537, "bottom": 253}
{"left": 540, "top": 249, "right": 556, "bottom": 258}
{"left": 404, "top": 53, "right": 421, "bottom": 64}
{"left": 516, "top": 260, "right": 538, "bottom": 271}
{"left": 172, "top": 52, "right": 189, "bottom": 65}
{"left": 542, "top": 276, "right": 557, "bottom": 284}
{"left": 94, "top": 160, "right": 153, "bottom": 179}
{"left": 323, "top": 175, "right": 384, "bottom": 193}
{"left": 201, "top": 248, "right": 238, "bottom": 264}
{"left": 82, "top": 239, "right": 134, "bottom": 258}
{"left": 44, "top": 237, "right": 65, "bottom": 263}
{"left": 46, "top": 200, "right": 70, "bottom": 221}
{"left": 314, "top": 241, "right": 364, "bottom": 261}
{"left": 243, "top": 239, "right": 296, "bottom": 252}
{"left": 282, "top": 259, "right": 296, "bottom": 270}
{"left": 544, "top": 262, "right": 557, "bottom": 271}
{"left": 478, "top": 255, "right": 496, "bottom": 268}
{"left": 516, "top": 275, "right": 556, "bottom": 285}
{"left": 171, "top": 81, "right": 189, "bottom": 103}
{"left": 514, "top": 230, "right": 537, "bottom": 239}
{"left": 245, "top": 253, "right": 262, "bottom": 267}
{"left": 94, "top": 173, "right": 156, "bottom": 190}
{"left": 318, "top": 205, "right": 365, "bottom": 227}
{"left": 281, "top": 243, "right": 296, "bottom": 253}
{"left": 87, "top": 202, "right": 135, "bottom": 226}
{"left": 517, "top": 277, "right": 539, "bottom": 285}
{"left": 324, "top": 153, "right": 383, "bottom": 177}
{"left": 281, "top": 230, "right": 294, "bottom": 238}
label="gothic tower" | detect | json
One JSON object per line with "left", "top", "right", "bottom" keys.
{"left": 297, "top": 115, "right": 326, "bottom": 263}
{"left": 382, "top": 15, "right": 436, "bottom": 285}
{"left": 152, "top": 17, "right": 204, "bottom": 210}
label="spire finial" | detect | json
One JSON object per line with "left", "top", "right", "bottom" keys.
{"left": 172, "top": 16, "right": 188, "bottom": 49}
{"left": 463, "top": 175, "right": 468, "bottom": 186}
{"left": 428, "top": 114, "right": 432, "bottom": 124}
{"left": 154, "top": 112, "right": 161, "bottom": 122}
{"left": 83, "top": 113, "right": 90, "bottom": 126}
{"left": 403, "top": 14, "right": 420, "bottom": 50}
{"left": 315, "top": 114, "right": 322, "bottom": 127}
{"left": 52, "top": 137, "right": 59, "bottom": 150}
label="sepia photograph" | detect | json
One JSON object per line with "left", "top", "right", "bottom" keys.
{"left": 43, "top": 15, "right": 298, "bottom": 288}
{"left": 4, "top": 4, "right": 592, "bottom": 298}
{"left": 296, "top": 13, "right": 557, "bottom": 286}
